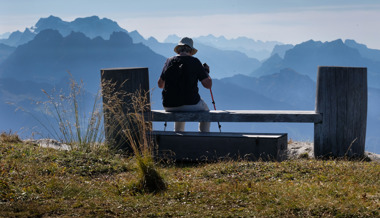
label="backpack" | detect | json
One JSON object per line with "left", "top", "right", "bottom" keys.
{"left": 162, "top": 58, "right": 187, "bottom": 107}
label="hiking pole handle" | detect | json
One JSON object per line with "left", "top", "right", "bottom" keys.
{"left": 203, "top": 63, "right": 210, "bottom": 74}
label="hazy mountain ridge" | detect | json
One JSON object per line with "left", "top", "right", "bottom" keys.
{"left": 130, "top": 33, "right": 262, "bottom": 79}
{"left": 34, "top": 15, "right": 126, "bottom": 39}
{"left": 0, "top": 15, "right": 127, "bottom": 48}
{"left": 165, "top": 34, "right": 282, "bottom": 60}
{"left": 271, "top": 44, "right": 294, "bottom": 58}
{"left": 253, "top": 39, "right": 380, "bottom": 89}
{"left": 345, "top": 39, "right": 380, "bottom": 62}
{"left": 0, "top": 29, "right": 165, "bottom": 92}
{"left": 0, "top": 28, "right": 36, "bottom": 47}
{"left": 221, "top": 68, "right": 316, "bottom": 109}
{"left": 1, "top": 16, "right": 264, "bottom": 79}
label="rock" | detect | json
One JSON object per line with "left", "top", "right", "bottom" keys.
{"left": 24, "top": 138, "right": 71, "bottom": 151}
{"left": 287, "top": 141, "right": 314, "bottom": 159}
{"left": 365, "top": 152, "right": 380, "bottom": 162}
{"left": 287, "top": 141, "right": 380, "bottom": 162}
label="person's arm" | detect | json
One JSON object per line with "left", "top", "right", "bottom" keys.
{"left": 201, "top": 76, "right": 212, "bottom": 89}
{"left": 158, "top": 58, "right": 171, "bottom": 89}
{"left": 158, "top": 77, "right": 165, "bottom": 89}
{"left": 200, "top": 62, "right": 212, "bottom": 89}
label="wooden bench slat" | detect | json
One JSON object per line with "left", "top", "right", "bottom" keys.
{"left": 149, "top": 110, "right": 322, "bottom": 123}
{"left": 152, "top": 131, "right": 288, "bottom": 161}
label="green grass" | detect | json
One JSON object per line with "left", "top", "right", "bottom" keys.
{"left": 1, "top": 139, "right": 379, "bottom": 217}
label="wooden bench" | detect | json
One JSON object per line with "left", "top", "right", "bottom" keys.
{"left": 101, "top": 66, "right": 368, "bottom": 159}
{"left": 147, "top": 110, "right": 321, "bottom": 161}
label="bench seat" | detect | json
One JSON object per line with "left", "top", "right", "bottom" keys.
{"left": 150, "top": 110, "right": 322, "bottom": 123}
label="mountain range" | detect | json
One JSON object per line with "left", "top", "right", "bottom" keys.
{"left": 0, "top": 15, "right": 379, "bottom": 153}
{"left": 133, "top": 36, "right": 262, "bottom": 78}
{"left": 0, "top": 15, "right": 127, "bottom": 47}
{"left": 0, "top": 29, "right": 165, "bottom": 92}
{"left": 165, "top": 34, "right": 281, "bottom": 61}
{"left": 0, "top": 15, "right": 262, "bottom": 79}
{"left": 254, "top": 39, "right": 380, "bottom": 89}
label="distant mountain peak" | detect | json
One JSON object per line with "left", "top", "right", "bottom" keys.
{"left": 9, "top": 30, "right": 22, "bottom": 38}
{"left": 294, "top": 39, "right": 321, "bottom": 48}
{"left": 35, "top": 15, "right": 65, "bottom": 29}
{"left": 71, "top": 15, "right": 119, "bottom": 26}
{"left": 267, "top": 53, "right": 282, "bottom": 62}
{"left": 74, "top": 15, "right": 100, "bottom": 21}
{"left": 45, "top": 15, "right": 63, "bottom": 21}
{"left": 24, "top": 28, "right": 32, "bottom": 34}
{"left": 109, "top": 31, "right": 133, "bottom": 45}
{"left": 147, "top": 36, "right": 159, "bottom": 43}
{"left": 344, "top": 39, "right": 380, "bottom": 62}
{"left": 326, "top": 39, "right": 345, "bottom": 47}
{"left": 164, "top": 34, "right": 180, "bottom": 43}
{"left": 344, "top": 39, "right": 367, "bottom": 49}
{"left": 129, "top": 30, "right": 146, "bottom": 43}
{"left": 65, "top": 31, "right": 90, "bottom": 41}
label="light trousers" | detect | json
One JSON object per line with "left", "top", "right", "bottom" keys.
{"left": 164, "top": 99, "right": 210, "bottom": 132}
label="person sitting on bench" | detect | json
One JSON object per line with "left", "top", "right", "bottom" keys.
{"left": 158, "top": 37, "right": 212, "bottom": 132}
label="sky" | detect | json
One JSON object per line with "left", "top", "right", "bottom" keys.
{"left": 1, "top": 0, "right": 380, "bottom": 49}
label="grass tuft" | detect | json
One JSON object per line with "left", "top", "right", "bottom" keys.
{"left": 101, "top": 80, "right": 166, "bottom": 193}
{"left": 29, "top": 73, "right": 104, "bottom": 152}
{"left": 0, "top": 131, "right": 21, "bottom": 144}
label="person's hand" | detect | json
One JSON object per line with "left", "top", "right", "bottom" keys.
{"left": 203, "top": 63, "right": 210, "bottom": 74}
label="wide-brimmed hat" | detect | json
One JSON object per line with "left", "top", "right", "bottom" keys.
{"left": 174, "top": 37, "right": 198, "bottom": 55}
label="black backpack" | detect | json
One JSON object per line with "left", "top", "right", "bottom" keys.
{"left": 162, "top": 58, "right": 187, "bottom": 107}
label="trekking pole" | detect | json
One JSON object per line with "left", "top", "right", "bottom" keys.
{"left": 203, "top": 63, "right": 222, "bottom": 133}
{"left": 210, "top": 89, "right": 222, "bottom": 132}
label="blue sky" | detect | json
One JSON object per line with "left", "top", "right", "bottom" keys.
{"left": 1, "top": 0, "right": 380, "bottom": 48}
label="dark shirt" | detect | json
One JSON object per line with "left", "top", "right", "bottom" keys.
{"left": 160, "top": 56, "right": 209, "bottom": 107}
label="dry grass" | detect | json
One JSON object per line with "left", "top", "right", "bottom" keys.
{"left": 1, "top": 139, "right": 379, "bottom": 217}
{"left": 101, "top": 79, "right": 166, "bottom": 193}
{"left": 27, "top": 74, "right": 104, "bottom": 152}
{"left": 0, "top": 131, "right": 21, "bottom": 143}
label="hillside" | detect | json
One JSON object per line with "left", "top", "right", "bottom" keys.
{"left": 1, "top": 137, "right": 379, "bottom": 217}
